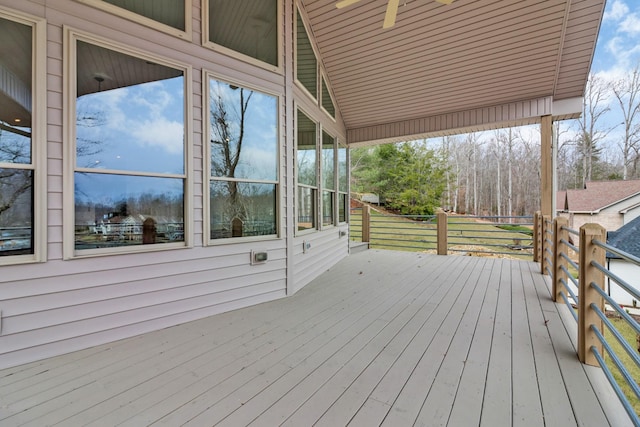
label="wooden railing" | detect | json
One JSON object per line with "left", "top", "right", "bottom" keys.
{"left": 533, "top": 212, "right": 640, "bottom": 424}
{"left": 350, "top": 206, "right": 534, "bottom": 257}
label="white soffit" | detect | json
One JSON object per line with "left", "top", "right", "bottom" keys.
{"left": 301, "top": 0, "right": 605, "bottom": 145}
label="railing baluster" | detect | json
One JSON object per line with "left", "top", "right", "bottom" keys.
{"left": 578, "top": 223, "right": 606, "bottom": 366}
{"left": 553, "top": 217, "right": 569, "bottom": 303}
{"left": 362, "top": 205, "right": 370, "bottom": 243}
{"left": 437, "top": 211, "right": 447, "bottom": 255}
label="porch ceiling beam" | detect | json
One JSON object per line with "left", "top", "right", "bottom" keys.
{"left": 346, "top": 96, "right": 583, "bottom": 147}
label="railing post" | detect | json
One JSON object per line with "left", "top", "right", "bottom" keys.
{"left": 540, "top": 215, "right": 549, "bottom": 275}
{"left": 362, "top": 205, "right": 370, "bottom": 243}
{"left": 534, "top": 211, "right": 542, "bottom": 263}
{"left": 437, "top": 211, "right": 448, "bottom": 255}
{"left": 578, "top": 223, "right": 606, "bottom": 366}
{"left": 553, "top": 217, "right": 568, "bottom": 303}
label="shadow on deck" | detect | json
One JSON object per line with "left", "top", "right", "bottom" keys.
{"left": 0, "top": 250, "right": 631, "bottom": 426}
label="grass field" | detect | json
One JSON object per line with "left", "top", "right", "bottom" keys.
{"left": 606, "top": 316, "right": 640, "bottom": 415}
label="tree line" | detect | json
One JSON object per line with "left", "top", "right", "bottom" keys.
{"left": 351, "top": 65, "right": 640, "bottom": 217}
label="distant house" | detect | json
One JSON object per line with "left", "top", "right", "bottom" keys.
{"left": 606, "top": 216, "right": 640, "bottom": 306}
{"left": 557, "top": 180, "right": 640, "bottom": 231}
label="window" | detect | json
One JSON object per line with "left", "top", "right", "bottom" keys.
{"left": 321, "top": 77, "right": 335, "bottom": 118}
{"left": 67, "top": 33, "right": 190, "bottom": 257}
{"left": 338, "top": 144, "right": 348, "bottom": 223}
{"left": 296, "top": 110, "right": 317, "bottom": 232}
{"left": 206, "top": 76, "right": 279, "bottom": 241}
{"left": 76, "top": 0, "right": 191, "bottom": 39}
{"left": 296, "top": 9, "right": 317, "bottom": 98}
{"left": 0, "top": 11, "right": 45, "bottom": 264}
{"left": 205, "top": 0, "right": 279, "bottom": 69}
{"left": 322, "top": 131, "right": 335, "bottom": 227}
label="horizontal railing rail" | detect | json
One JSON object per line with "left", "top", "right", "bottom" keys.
{"left": 536, "top": 211, "right": 640, "bottom": 424}
{"left": 350, "top": 205, "right": 533, "bottom": 257}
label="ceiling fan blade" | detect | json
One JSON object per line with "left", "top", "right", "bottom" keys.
{"left": 336, "top": 0, "right": 361, "bottom": 8}
{"left": 383, "top": 0, "right": 400, "bottom": 29}
{"left": 435, "top": 0, "right": 454, "bottom": 4}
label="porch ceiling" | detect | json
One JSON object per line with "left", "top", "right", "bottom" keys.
{"left": 301, "top": 0, "right": 605, "bottom": 146}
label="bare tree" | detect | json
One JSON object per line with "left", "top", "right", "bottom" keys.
{"left": 610, "top": 64, "right": 640, "bottom": 180}
{"left": 210, "top": 84, "right": 253, "bottom": 222}
{"left": 575, "top": 74, "right": 611, "bottom": 187}
{"left": 0, "top": 124, "right": 32, "bottom": 219}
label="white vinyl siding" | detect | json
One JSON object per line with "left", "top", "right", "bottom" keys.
{"left": 0, "top": 0, "right": 348, "bottom": 370}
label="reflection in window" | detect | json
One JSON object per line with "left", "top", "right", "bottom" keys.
{"left": 297, "top": 110, "right": 317, "bottom": 232}
{"left": 338, "top": 145, "right": 348, "bottom": 223}
{"left": 208, "top": 0, "right": 278, "bottom": 67}
{"left": 321, "top": 77, "right": 335, "bottom": 118}
{"left": 210, "top": 182, "right": 276, "bottom": 238}
{"left": 75, "top": 174, "right": 184, "bottom": 249}
{"left": 296, "top": 10, "right": 317, "bottom": 97}
{"left": 208, "top": 77, "right": 279, "bottom": 240}
{"left": 322, "top": 131, "right": 335, "bottom": 226}
{"left": 0, "top": 16, "right": 34, "bottom": 257}
{"left": 74, "top": 39, "right": 186, "bottom": 252}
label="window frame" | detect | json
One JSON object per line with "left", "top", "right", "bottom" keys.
{"left": 321, "top": 129, "right": 336, "bottom": 228}
{"left": 203, "top": 71, "right": 282, "bottom": 245}
{"left": 202, "top": 0, "right": 282, "bottom": 74}
{"left": 0, "top": 7, "right": 47, "bottom": 266}
{"left": 294, "top": 5, "right": 319, "bottom": 101}
{"left": 337, "top": 142, "right": 349, "bottom": 224}
{"left": 295, "top": 106, "right": 319, "bottom": 235}
{"left": 63, "top": 28, "right": 193, "bottom": 259}
{"left": 320, "top": 73, "right": 336, "bottom": 121}
{"left": 75, "top": 0, "right": 192, "bottom": 41}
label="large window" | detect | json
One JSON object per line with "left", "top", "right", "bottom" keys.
{"left": 296, "top": 110, "right": 318, "bottom": 232}
{"left": 322, "top": 131, "right": 335, "bottom": 227}
{"left": 296, "top": 9, "right": 317, "bottom": 98}
{"left": 206, "top": 0, "right": 279, "bottom": 69}
{"left": 206, "top": 76, "right": 279, "bottom": 241}
{"left": 0, "top": 11, "right": 45, "bottom": 264}
{"left": 67, "top": 33, "right": 190, "bottom": 257}
{"left": 77, "top": 0, "right": 191, "bottom": 39}
{"left": 338, "top": 144, "right": 348, "bottom": 223}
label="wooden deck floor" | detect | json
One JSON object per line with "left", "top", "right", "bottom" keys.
{"left": 0, "top": 250, "right": 631, "bottom": 426}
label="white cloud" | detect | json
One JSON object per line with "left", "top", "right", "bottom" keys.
{"left": 604, "top": 0, "right": 629, "bottom": 21}
{"left": 620, "top": 13, "right": 640, "bottom": 34}
{"left": 131, "top": 119, "right": 184, "bottom": 155}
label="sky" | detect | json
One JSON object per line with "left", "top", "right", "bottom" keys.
{"left": 594, "top": 0, "right": 640, "bottom": 78}
{"left": 568, "top": 0, "right": 640, "bottom": 147}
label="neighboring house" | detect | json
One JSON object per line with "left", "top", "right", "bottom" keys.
{"left": 606, "top": 216, "right": 640, "bottom": 306}
{"left": 0, "top": 0, "right": 602, "bottom": 369}
{"left": 557, "top": 180, "right": 640, "bottom": 231}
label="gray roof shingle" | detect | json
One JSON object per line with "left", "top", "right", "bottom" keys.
{"left": 606, "top": 215, "right": 640, "bottom": 259}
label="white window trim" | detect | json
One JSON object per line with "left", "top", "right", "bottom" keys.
{"left": 0, "top": 7, "right": 47, "bottom": 266}
{"left": 63, "top": 28, "right": 193, "bottom": 259}
{"left": 203, "top": 70, "right": 282, "bottom": 245}
{"left": 320, "top": 129, "right": 337, "bottom": 229}
{"left": 75, "top": 0, "right": 192, "bottom": 41}
{"left": 201, "top": 1, "right": 283, "bottom": 74}
{"left": 295, "top": 106, "right": 320, "bottom": 236}
{"left": 338, "top": 143, "right": 349, "bottom": 224}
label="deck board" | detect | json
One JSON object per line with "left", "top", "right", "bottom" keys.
{"left": 0, "top": 250, "right": 631, "bottom": 427}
